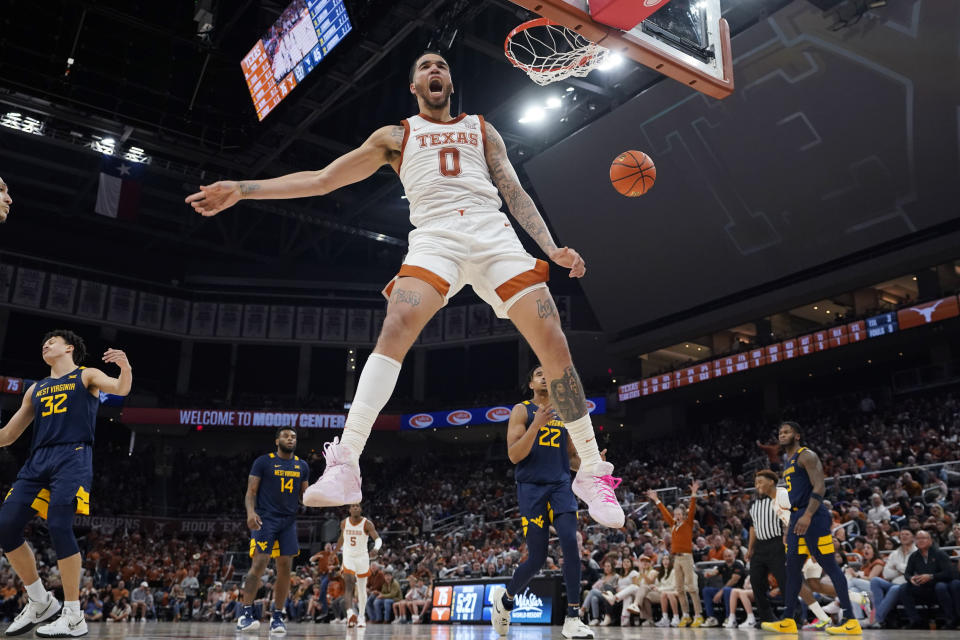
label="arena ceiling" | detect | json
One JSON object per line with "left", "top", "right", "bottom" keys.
{"left": 0, "top": 0, "right": 785, "bottom": 297}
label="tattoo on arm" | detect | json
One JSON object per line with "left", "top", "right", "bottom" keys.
{"left": 802, "top": 450, "right": 826, "bottom": 516}
{"left": 392, "top": 288, "right": 421, "bottom": 306}
{"left": 390, "top": 125, "right": 405, "bottom": 145}
{"left": 239, "top": 182, "right": 261, "bottom": 196}
{"left": 536, "top": 295, "right": 555, "bottom": 320}
{"left": 484, "top": 123, "right": 558, "bottom": 255}
{"left": 549, "top": 366, "right": 587, "bottom": 422}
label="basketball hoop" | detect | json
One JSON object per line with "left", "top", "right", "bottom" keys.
{"left": 504, "top": 18, "right": 610, "bottom": 86}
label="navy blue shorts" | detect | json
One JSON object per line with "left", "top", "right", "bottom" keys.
{"left": 785, "top": 507, "right": 834, "bottom": 557}
{"left": 4, "top": 443, "right": 92, "bottom": 519}
{"left": 250, "top": 513, "right": 299, "bottom": 558}
{"left": 517, "top": 481, "right": 578, "bottom": 536}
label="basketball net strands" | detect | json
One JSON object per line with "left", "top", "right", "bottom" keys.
{"left": 503, "top": 0, "right": 734, "bottom": 99}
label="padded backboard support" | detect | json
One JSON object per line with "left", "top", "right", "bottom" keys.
{"left": 505, "top": 0, "right": 734, "bottom": 99}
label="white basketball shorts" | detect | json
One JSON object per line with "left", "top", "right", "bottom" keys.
{"left": 383, "top": 211, "right": 549, "bottom": 319}
{"left": 342, "top": 553, "right": 370, "bottom": 578}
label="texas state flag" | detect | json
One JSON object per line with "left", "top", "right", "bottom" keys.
{"left": 94, "top": 156, "right": 144, "bottom": 221}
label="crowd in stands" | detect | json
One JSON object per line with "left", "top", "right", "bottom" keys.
{"left": 1, "top": 388, "right": 959, "bottom": 629}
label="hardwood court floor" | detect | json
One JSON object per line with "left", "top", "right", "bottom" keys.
{"left": 2, "top": 620, "right": 945, "bottom": 639}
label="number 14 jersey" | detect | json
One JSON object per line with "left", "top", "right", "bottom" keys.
{"left": 398, "top": 113, "right": 503, "bottom": 227}
{"left": 249, "top": 453, "right": 309, "bottom": 517}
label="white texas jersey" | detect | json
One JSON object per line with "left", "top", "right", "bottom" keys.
{"left": 342, "top": 517, "right": 369, "bottom": 558}
{"left": 398, "top": 113, "right": 503, "bottom": 227}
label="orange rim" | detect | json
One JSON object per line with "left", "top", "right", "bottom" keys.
{"left": 504, "top": 17, "right": 599, "bottom": 73}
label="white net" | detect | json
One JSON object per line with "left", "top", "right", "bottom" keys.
{"left": 505, "top": 20, "right": 609, "bottom": 86}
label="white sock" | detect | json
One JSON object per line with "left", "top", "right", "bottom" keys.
{"left": 340, "top": 353, "right": 401, "bottom": 458}
{"left": 809, "top": 601, "right": 828, "bottom": 620}
{"left": 357, "top": 577, "right": 368, "bottom": 618}
{"left": 564, "top": 415, "right": 602, "bottom": 470}
{"left": 64, "top": 600, "right": 81, "bottom": 615}
{"left": 25, "top": 580, "right": 46, "bottom": 602}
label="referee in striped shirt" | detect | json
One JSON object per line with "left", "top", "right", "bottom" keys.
{"left": 747, "top": 469, "right": 786, "bottom": 623}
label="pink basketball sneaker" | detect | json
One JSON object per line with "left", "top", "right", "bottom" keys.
{"left": 572, "top": 461, "right": 625, "bottom": 528}
{"left": 303, "top": 437, "right": 362, "bottom": 507}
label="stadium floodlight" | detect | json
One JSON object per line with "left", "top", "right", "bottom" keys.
{"left": 598, "top": 53, "right": 624, "bottom": 72}
{"left": 518, "top": 105, "right": 546, "bottom": 124}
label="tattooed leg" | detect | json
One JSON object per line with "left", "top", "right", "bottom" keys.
{"left": 375, "top": 276, "right": 443, "bottom": 362}
{"left": 507, "top": 288, "right": 603, "bottom": 469}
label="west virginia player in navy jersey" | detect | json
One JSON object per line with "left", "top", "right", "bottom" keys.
{"left": 491, "top": 365, "right": 594, "bottom": 640}
{"left": 237, "top": 427, "right": 309, "bottom": 635}
{"left": 0, "top": 330, "right": 131, "bottom": 637}
{"left": 761, "top": 422, "right": 861, "bottom": 636}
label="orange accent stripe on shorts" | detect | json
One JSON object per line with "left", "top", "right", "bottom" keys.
{"left": 341, "top": 568, "right": 371, "bottom": 578}
{"left": 384, "top": 264, "right": 451, "bottom": 299}
{"left": 495, "top": 259, "right": 549, "bottom": 302}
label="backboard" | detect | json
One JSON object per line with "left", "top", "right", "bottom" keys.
{"left": 505, "top": 0, "right": 734, "bottom": 99}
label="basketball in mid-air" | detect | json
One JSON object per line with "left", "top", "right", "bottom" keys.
{"left": 609, "top": 150, "right": 656, "bottom": 197}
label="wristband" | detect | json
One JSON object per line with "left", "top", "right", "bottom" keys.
{"left": 373, "top": 538, "right": 382, "bottom": 551}
{"left": 810, "top": 492, "right": 824, "bottom": 504}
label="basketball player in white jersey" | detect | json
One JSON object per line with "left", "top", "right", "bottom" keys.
{"left": 185, "top": 51, "right": 624, "bottom": 529}
{"left": 339, "top": 504, "right": 380, "bottom": 628}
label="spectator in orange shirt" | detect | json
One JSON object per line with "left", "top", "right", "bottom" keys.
{"left": 647, "top": 480, "right": 703, "bottom": 627}
{"left": 708, "top": 535, "right": 729, "bottom": 561}
{"left": 327, "top": 571, "right": 347, "bottom": 622}
{"left": 901, "top": 472, "right": 922, "bottom": 498}
{"left": 310, "top": 543, "right": 338, "bottom": 620}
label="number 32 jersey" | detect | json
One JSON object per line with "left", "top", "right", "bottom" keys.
{"left": 31, "top": 367, "right": 99, "bottom": 453}
{"left": 398, "top": 113, "right": 503, "bottom": 227}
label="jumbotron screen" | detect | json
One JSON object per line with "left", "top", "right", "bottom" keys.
{"left": 241, "top": 0, "right": 351, "bottom": 120}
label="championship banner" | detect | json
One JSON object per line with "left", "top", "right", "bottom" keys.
{"left": 190, "top": 302, "right": 217, "bottom": 336}
{"left": 0, "top": 264, "right": 13, "bottom": 302}
{"left": 444, "top": 306, "right": 465, "bottom": 340}
{"left": 120, "top": 407, "right": 401, "bottom": 431}
{"left": 402, "top": 397, "right": 606, "bottom": 430}
{"left": 468, "top": 304, "right": 491, "bottom": 337}
{"left": 346, "top": 309, "right": 371, "bottom": 342}
{"left": 45, "top": 274, "right": 78, "bottom": 313}
{"left": 163, "top": 298, "right": 190, "bottom": 334}
{"left": 136, "top": 293, "right": 164, "bottom": 329}
{"left": 269, "top": 305, "right": 295, "bottom": 340}
{"left": 243, "top": 304, "right": 268, "bottom": 338}
{"left": 322, "top": 308, "right": 346, "bottom": 341}
{"left": 296, "top": 307, "right": 321, "bottom": 340}
{"left": 12, "top": 267, "right": 45, "bottom": 307}
{"left": 216, "top": 303, "right": 242, "bottom": 337}
{"left": 107, "top": 286, "right": 136, "bottom": 324}
{"left": 77, "top": 280, "right": 107, "bottom": 318}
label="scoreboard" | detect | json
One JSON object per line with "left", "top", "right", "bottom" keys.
{"left": 241, "top": 0, "right": 352, "bottom": 120}
{"left": 430, "top": 577, "right": 559, "bottom": 625}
